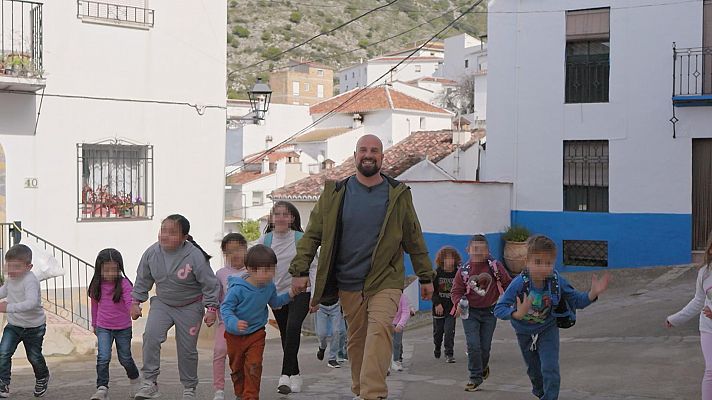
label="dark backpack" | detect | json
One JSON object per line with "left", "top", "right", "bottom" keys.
{"left": 520, "top": 271, "right": 576, "bottom": 329}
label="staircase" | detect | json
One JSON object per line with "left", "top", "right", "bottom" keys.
{"left": 0, "top": 222, "right": 96, "bottom": 357}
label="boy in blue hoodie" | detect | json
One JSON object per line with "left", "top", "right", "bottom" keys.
{"left": 221, "top": 244, "right": 297, "bottom": 400}
{"left": 494, "top": 235, "right": 609, "bottom": 400}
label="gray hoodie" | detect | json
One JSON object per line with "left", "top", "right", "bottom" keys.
{"left": 131, "top": 241, "right": 219, "bottom": 308}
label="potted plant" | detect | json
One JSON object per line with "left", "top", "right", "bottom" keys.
{"left": 502, "top": 225, "right": 531, "bottom": 274}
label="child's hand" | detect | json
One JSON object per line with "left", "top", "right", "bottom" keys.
{"left": 204, "top": 310, "right": 217, "bottom": 327}
{"left": 513, "top": 294, "right": 533, "bottom": 320}
{"left": 0, "top": 301, "right": 7, "bottom": 313}
{"left": 434, "top": 304, "right": 444, "bottom": 316}
{"left": 309, "top": 305, "right": 319, "bottom": 313}
{"left": 237, "top": 320, "right": 248, "bottom": 332}
{"left": 130, "top": 303, "right": 142, "bottom": 320}
{"left": 451, "top": 306, "right": 460, "bottom": 318}
{"left": 589, "top": 272, "right": 611, "bottom": 301}
{"left": 665, "top": 319, "right": 673, "bottom": 328}
{"left": 704, "top": 306, "right": 712, "bottom": 320}
{"left": 394, "top": 325, "right": 404, "bottom": 333}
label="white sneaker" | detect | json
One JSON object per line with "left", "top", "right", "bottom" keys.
{"left": 277, "top": 375, "right": 291, "bottom": 394}
{"left": 391, "top": 360, "right": 403, "bottom": 371}
{"left": 212, "top": 390, "right": 224, "bottom": 400}
{"left": 128, "top": 378, "right": 140, "bottom": 398}
{"left": 289, "top": 375, "right": 302, "bottom": 393}
{"left": 133, "top": 380, "right": 160, "bottom": 399}
{"left": 91, "top": 386, "right": 109, "bottom": 400}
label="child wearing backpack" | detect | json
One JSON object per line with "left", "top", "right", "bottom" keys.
{"left": 432, "top": 246, "right": 461, "bottom": 362}
{"left": 451, "top": 234, "right": 512, "bottom": 391}
{"left": 494, "top": 235, "right": 609, "bottom": 400}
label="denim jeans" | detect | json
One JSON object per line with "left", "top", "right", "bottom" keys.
{"left": 433, "top": 314, "right": 456, "bottom": 357}
{"left": 338, "top": 315, "right": 347, "bottom": 359}
{"left": 461, "top": 306, "right": 497, "bottom": 384}
{"left": 392, "top": 331, "right": 403, "bottom": 362}
{"left": 516, "top": 324, "right": 560, "bottom": 400}
{"left": 96, "top": 327, "right": 140, "bottom": 388}
{"left": 316, "top": 303, "right": 344, "bottom": 361}
{"left": 0, "top": 323, "right": 49, "bottom": 384}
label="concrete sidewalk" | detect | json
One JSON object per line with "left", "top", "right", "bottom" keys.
{"left": 4, "top": 264, "right": 704, "bottom": 399}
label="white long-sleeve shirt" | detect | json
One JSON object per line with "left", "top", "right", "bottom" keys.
{"left": 256, "top": 230, "right": 316, "bottom": 295}
{"left": 668, "top": 265, "right": 712, "bottom": 334}
{"left": 0, "top": 272, "right": 46, "bottom": 328}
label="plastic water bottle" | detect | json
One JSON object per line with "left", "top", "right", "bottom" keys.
{"left": 459, "top": 298, "right": 469, "bottom": 320}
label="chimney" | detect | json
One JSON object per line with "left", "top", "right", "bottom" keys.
{"left": 261, "top": 157, "right": 270, "bottom": 174}
{"left": 452, "top": 130, "right": 471, "bottom": 145}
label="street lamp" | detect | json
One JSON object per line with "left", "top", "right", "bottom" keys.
{"left": 247, "top": 78, "right": 272, "bottom": 122}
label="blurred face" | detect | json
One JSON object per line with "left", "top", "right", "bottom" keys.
{"left": 468, "top": 242, "right": 489, "bottom": 263}
{"left": 443, "top": 255, "right": 457, "bottom": 272}
{"left": 354, "top": 135, "right": 383, "bottom": 178}
{"left": 5, "top": 260, "right": 31, "bottom": 280}
{"left": 248, "top": 266, "right": 275, "bottom": 286}
{"left": 527, "top": 252, "right": 556, "bottom": 282}
{"left": 224, "top": 241, "right": 246, "bottom": 269}
{"left": 101, "top": 261, "right": 120, "bottom": 281}
{"left": 159, "top": 219, "right": 187, "bottom": 251}
{"left": 271, "top": 205, "right": 294, "bottom": 233}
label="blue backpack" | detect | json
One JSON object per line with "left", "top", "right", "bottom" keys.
{"left": 520, "top": 271, "right": 576, "bottom": 329}
{"left": 263, "top": 231, "right": 304, "bottom": 248}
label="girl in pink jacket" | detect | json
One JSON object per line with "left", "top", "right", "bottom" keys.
{"left": 391, "top": 276, "right": 417, "bottom": 372}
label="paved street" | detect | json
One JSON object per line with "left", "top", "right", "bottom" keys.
{"left": 5, "top": 265, "right": 705, "bottom": 399}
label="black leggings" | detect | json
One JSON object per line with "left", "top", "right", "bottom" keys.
{"left": 272, "top": 292, "right": 310, "bottom": 376}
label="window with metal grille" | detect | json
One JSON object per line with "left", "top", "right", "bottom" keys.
{"left": 563, "top": 140, "right": 609, "bottom": 212}
{"left": 563, "top": 240, "right": 608, "bottom": 267}
{"left": 565, "top": 8, "right": 610, "bottom": 103}
{"left": 77, "top": 142, "right": 153, "bottom": 221}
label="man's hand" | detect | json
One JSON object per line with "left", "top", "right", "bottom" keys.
{"left": 237, "top": 320, "right": 248, "bottom": 332}
{"left": 309, "top": 305, "right": 319, "bottom": 313}
{"left": 130, "top": 303, "right": 142, "bottom": 320}
{"left": 434, "top": 304, "right": 443, "bottom": 316}
{"left": 0, "top": 302, "right": 7, "bottom": 313}
{"left": 204, "top": 310, "right": 217, "bottom": 327}
{"left": 291, "top": 277, "right": 309, "bottom": 295}
{"left": 420, "top": 282, "right": 434, "bottom": 300}
{"left": 512, "top": 295, "right": 533, "bottom": 320}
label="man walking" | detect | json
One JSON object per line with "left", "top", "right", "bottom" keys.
{"left": 290, "top": 134, "right": 434, "bottom": 400}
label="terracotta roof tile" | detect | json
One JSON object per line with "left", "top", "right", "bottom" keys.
{"left": 226, "top": 170, "right": 275, "bottom": 185}
{"left": 309, "top": 87, "right": 450, "bottom": 116}
{"left": 271, "top": 130, "right": 479, "bottom": 200}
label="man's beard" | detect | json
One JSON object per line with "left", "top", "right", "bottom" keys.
{"left": 357, "top": 159, "right": 380, "bottom": 177}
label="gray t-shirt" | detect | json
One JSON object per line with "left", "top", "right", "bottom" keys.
{"left": 334, "top": 177, "right": 389, "bottom": 291}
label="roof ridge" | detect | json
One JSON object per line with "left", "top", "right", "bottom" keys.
{"left": 384, "top": 86, "right": 395, "bottom": 110}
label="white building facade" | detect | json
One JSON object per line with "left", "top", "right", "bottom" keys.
{"left": 485, "top": 0, "right": 712, "bottom": 268}
{"left": 0, "top": 0, "right": 227, "bottom": 281}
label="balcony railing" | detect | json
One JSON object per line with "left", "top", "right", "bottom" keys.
{"left": 0, "top": 0, "right": 43, "bottom": 82}
{"left": 672, "top": 44, "right": 712, "bottom": 106}
{"left": 77, "top": 0, "right": 154, "bottom": 28}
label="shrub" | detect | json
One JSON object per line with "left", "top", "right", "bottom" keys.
{"left": 289, "top": 11, "right": 302, "bottom": 24}
{"left": 232, "top": 25, "right": 250, "bottom": 38}
{"left": 502, "top": 225, "right": 531, "bottom": 242}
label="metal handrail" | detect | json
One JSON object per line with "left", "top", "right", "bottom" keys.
{"left": 672, "top": 44, "right": 712, "bottom": 97}
{"left": 77, "top": 0, "right": 154, "bottom": 27}
{"left": 0, "top": 222, "right": 94, "bottom": 330}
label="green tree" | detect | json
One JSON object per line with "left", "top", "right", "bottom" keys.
{"left": 232, "top": 25, "right": 250, "bottom": 38}
{"left": 261, "top": 46, "right": 282, "bottom": 61}
{"left": 289, "top": 11, "right": 302, "bottom": 24}
{"left": 238, "top": 220, "right": 261, "bottom": 242}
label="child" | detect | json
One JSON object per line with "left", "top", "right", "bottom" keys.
{"left": 432, "top": 246, "right": 461, "bottom": 362}
{"left": 315, "top": 299, "right": 345, "bottom": 368}
{"left": 450, "top": 234, "right": 512, "bottom": 391}
{"left": 666, "top": 234, "right": 712, "bottom": 399}
{"left": 213, "top": 233, "right": 249, "bottom": 400}
{"left": 131, "top": 214, "right": 220, "bottom": 400}
{"left": 221, "top": 244, "right": 297, "bottom": 400}
{"left": 0, "top": 244, "right": 50, "bottom": 398}
{"left": 89, "top": 248, "right": 140, "bottom": 400}
{"left": 391, "top": 276, "right": 416, "bottom": 372}
{"left": 494, "top": 235, "right": 609, "bottom": 400}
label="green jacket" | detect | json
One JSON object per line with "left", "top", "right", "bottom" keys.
{"left": 289, "top": 174, "right": 434, "bottom": 306}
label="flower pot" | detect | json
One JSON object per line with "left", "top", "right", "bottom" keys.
{"left": 503, "top": 240, "right": 528, "bottom": 274}
{"left": 133, "top": 204, "right": 146, "bottom": 218}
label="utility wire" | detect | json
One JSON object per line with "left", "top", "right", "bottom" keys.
{"left": 225, "top": 0, "right": 485, "bottom": 177}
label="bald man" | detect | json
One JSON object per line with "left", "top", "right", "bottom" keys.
{"left": 290, "top": 135, "right": 434, "bottom": 400}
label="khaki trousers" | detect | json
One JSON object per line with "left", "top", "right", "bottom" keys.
{"left": 340, "top": 289, "right": 401, "bottom": 400}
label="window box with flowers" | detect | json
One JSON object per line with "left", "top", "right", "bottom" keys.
{"left": 77, "top": 141, "right": 153, "bottom": 221}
